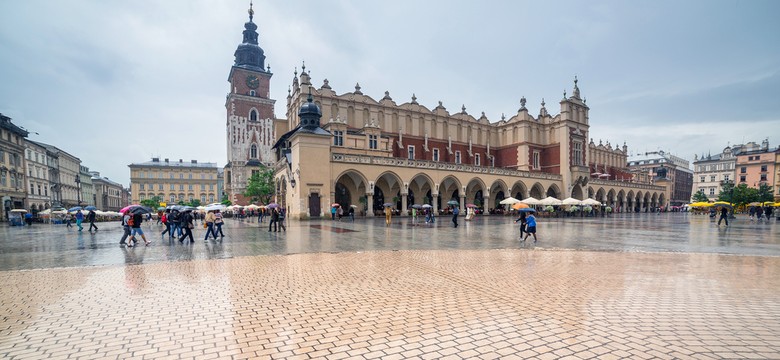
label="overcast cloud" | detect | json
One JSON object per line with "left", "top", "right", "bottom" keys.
{"left": 1, "top": 0, "right": 778, "bottom": 186}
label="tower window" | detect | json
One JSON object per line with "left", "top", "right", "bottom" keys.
{"left": 533, "top": 151, "right": 540, "bottom": 170}
{"left": 474, "top": 154, "right": 481, "bottom": 166}
{"left": 408, "top": 145, "right": 415, "bottom": 160}
{"left": 251, "top": 144, "right": 258, "bottom": 158}
{"left": 250, "top": 110, "right": 257, "bottom": 121}
{"left": 433, "top": 148, "right": 439, "bottom": 162}
{"left": 368, "top": 135, "right": 378, "bottom": 149}
{"left": 249, "top": 90, "right": 256, "bottom": 97}
{"left": 455, "top": 151, "right": 462, "bottom": 164}
{"left": 334, "top": 131, "right": 343, "bottom": 146}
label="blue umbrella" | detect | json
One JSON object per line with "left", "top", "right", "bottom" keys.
{"left": 68, "top": 206, "right": 83, "bottom": 212}
{"left": 516, "top": 208, "right": 536, "bottom": 213}
{"left": 85, "top": 206, "right": 97, "bottom": 211}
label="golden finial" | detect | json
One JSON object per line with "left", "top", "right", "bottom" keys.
{"left": 248, "top": 1, "right": 254, "bottom": 20}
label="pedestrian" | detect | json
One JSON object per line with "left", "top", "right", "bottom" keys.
{"left": 756, "top": 206, "right": 764, "bottom": 222}
{"left": 514, "top": 212, "right": 527, "bottom": 239}
{"left": 258, "top": 208, "right": 264, "bottom": 223}
{"left": 522, "top": 212, "right": 538, "bottom": 242}
{"left": 180, "top": 211, "right": 194, "bottom": 243}
{"left": 128, "top": 212, "right": 150, "bottom": 246}
{"left": 348, "top": 206, "right": 355, "bottom": 222}
{"left": 171, "top": 210, "right": 182, "bottom": 238}
{"left": 74, "top": 210, "right": 84, "bottom": 231}
{"left": 452, "top": 206, "right": 459, "bottom": 228}
{"left": 277, "top": 207, "right": 286, "bottom": 232}
{"left": 411, "top": 207, "right": 417, "bottom": 225}
{"left": 120, "top": 211, "right": 132, "bottom": 247}
{"left": 765, "top": 206, "right": 773, "bottom": 220}
{"left": 748, "top": 206, "right": 756, "bottom": 220}
{"left": 331, "top": 206, "right": 337, "bottom": 220}
{"left": 214, "top": 210, "right": 225, "bottom": 238}
{"left": 204, "top": 210, "right": 217, "bottom": 241}
{"left": 430, "top": 208, "right": 436, "bottom": 223}
{"left": 337, "top": 206, "right": 343, "bottom": 221}
{"left": 24, "top": 212, "right": 33, "bottom": 226}
{"left": 156, "top": 211, "right": 163, "bottom": 225}
{"left": 65, "top": 213, "right": 73, "bottom": 228}
{"left": 87, "top": 209, "right": 98, "bottom": 232}
{"left": 385, "top": 206, "right": 392, "bottom": 226}
{"left": 269, "top": 207, "right": 279, "bottom": 232}
{"left": 717, "top": 206, "right": 729, "bottom": 226}
{"left": 161, "top": 209, "right": 171, "bottom": 238}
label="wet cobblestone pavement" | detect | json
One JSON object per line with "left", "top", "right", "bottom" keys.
{"left": 1, "top": 214, "right": 779, "bottom": 359}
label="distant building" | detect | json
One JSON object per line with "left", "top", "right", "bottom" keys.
{"left": 28, "top": 141, "right": 82, "bottom": 208}
{"left": 90, "top": 171, "right": 124, "bottom": 211}
{"left": 627, "top": 150, "right": 693, "bottom": 206}
{"left": 23, "top": 139, "right": 51, "bottom": 214}
{"left": 128, "top": 158, "right": 219, "bottom": 205}
{"left": 79, "top": 165, "right": 95, "bottom": 207}
{"left": 734, "top": 139, "right": 775, "bottom": 190}
{"left": 0, "top": 113, "right": 29, "bottom": 221}
{"left": 775, "top": 148, "right": 780, "bottom": 202}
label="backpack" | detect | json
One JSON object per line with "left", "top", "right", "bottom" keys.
{"left": 127, "top": 216, "right": 135, "bottom": 227}
{"left": 161, "top": 214, "right": 167, "bottom": 223}
{"left": 453, "top": 207, "right": 459, "bottom": 215}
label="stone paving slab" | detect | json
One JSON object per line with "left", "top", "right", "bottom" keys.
{"left": 1, "top": 249, "right": 779, "bottom": 359}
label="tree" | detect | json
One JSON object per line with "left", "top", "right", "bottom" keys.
{"left": 244, "top": 167, "right": 275, "bottom": 204}
{"left": 717, "top": 181, "right": 735, "bottom": 204}
{"left": 692, "top": 190, "right": 709, "bottom": 202}
{"left": 140, "top": 196, "right": 163, "bottom": 209}
{"left": 221, "top": 194, "right": 232, "bottom": 206}
{"left": 186, "top": 199, "right": 201, "bottom": 207}
{"left": 757, "top": 183, "right": 774, "bottom": 202}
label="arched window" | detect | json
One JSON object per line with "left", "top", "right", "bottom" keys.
{"left": 250, "top": 110, "right": 257, "bottom": 121}
{"left": 250, "top": 144, "right": 258, "bottom": 159}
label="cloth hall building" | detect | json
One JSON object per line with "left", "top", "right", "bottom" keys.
{"left": 223, "top": 6, "right": 669, "bottom": 219}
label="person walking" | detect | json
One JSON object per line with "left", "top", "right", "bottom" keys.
{"left": 348, "top": 206, "right": 355, "bottom": 222}
{"left": 170, "top": 210, "right": 182, "bottom": 239}
{"left": 24, "top": 212, "right": 33, "bottom": 226}
{"left": 385, "top": 206, "right": 392, "bottom": 226}
{"left": 269, "top": 207, "right": 279, "bottom": 232}
{"left": 411, "top": 207, "right": 417, "bottom": 225}
{"left": 331, "top": 206, "right": 337, "bottom": 220}
{"left": 522, "top": 212, "right": 538, "bottom": 242}
{"left": 65, "top": 213, "right": 73, "bottom": 228}
{"left": 161, "top": 210, "right": 171, "bottom": 238}
{"left": 514, "top": 212, "right": 527, "bottom": 239}
{"left": 87, "top": 209, "right": 98, "bottom": 232}
{"left": 180, "top": 211, "right": 194, "bottom": 243}
{"left": 717, "top": 206, "right": 729, "bottom": 226}
{"left": 75, "top": 210, "right": 84, "bottom": 231}
{"left": 128, "top": 212, "right": 150, "bottom": 246}
{"left": 258, "top": 208, "right": 264, "bottom": 223}
{"left": 156, "top": 211, "right": 163, "bottom": 225}
{"left": 452, "top": 206, "right": 459, "bottom": 228}
{"left": 120, "top": 211, "right": 132, "bottom": 247}
{"left": 204, "top": 210, "right": 217, "bottom": 241}
{"left": 214, "top": 210, "right": 225, "bottom": 238}
{"left": 756, "top": 206, "right": 765, "bottom": 222}
{"left": 277, "top": 207, "right": 286, "bottom": 232}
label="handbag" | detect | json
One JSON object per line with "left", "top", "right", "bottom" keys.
{"left": 203, "top": 223, "right": 207, "bottom": 229}
{"left": 188, "top": 223, "right": 194, "bottom": 229}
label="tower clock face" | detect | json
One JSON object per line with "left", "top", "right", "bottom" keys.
{"left": 246, "top": 75, "right": 260, "bottom": 89}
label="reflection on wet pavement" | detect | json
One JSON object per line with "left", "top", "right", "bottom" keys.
{"left": 0, "top": 213, "right": 777, "bottom": 271}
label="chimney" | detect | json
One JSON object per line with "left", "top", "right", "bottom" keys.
{"left": 152, "top": 157, "right": 159, "bottom": 162}
{"left": 191, "top": 160, "right": 197, "bottom": 164}
{"left": 179, "top": 159, "right": 183, "bottom": 163}
{"left": 164, "top": 158, "right": 169, "bottom": 163}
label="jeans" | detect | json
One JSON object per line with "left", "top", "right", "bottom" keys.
{"left": 161, "top": 223, "right": 171, "bottom": 237}
{"left": 120, "top": 226, "right": 131, "bottom": 244}
{"left": 204, "top": 223, "right": 217, "bottom": 240}
{"left": 215, "top": 222, "right": 224, "bottom": 237}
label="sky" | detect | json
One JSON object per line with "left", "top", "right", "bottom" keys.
{"left": 1, "top": 0, "right": 779, "bottom": 186}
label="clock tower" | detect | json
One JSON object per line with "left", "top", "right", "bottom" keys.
{"left": 224, "top": 2, "right": 277, "bottom": 204}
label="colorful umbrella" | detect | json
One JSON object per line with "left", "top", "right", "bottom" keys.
{"left": 85, "top": 205, "right": 97, "bottom": 211}
{"left": 512, "top": 203, "right": 530, "bottom": 210}
{"left": 447, "top": 200, "right": 459, "bottom": 206}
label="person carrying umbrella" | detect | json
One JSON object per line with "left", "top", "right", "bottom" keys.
{"left": 214, "top": 210, "right": 225, "bottom": 238}
{"left": 128, "top": 210, "right": 151, "bottom": 246}
{"left": 717, "top": 206, "right": 729, "bottom": 226}
{"left": 452, "top": 205, "right": 459, "bottom": 228}
{"left": 87, "top": 209, "right": 98, "bottom": 232}
{"left": 75, "top": 210, "right": 84, "bottom": 231}
{"left": 514, "top": 212, "right": 527, "bottom": 239}
{"left": 385, "top": 204, "right": 392, "bottom": 226}
{"left": 204, "top": 210, "right": 218, "bottom": 241}
{"left": 180, "top": 210, "right": 194, "bottom": 243}
{"left": 522, "top": 212, "right": 538, "bottom": 243}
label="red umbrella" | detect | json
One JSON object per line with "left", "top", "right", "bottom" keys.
{"left": 331, "top": 203, "right": 340, "bottom": 207}
{"left": 466, "top": 204, "right": 478, "bottom": 208}
{"left": 120, "top": 204, "right": 141, "bottom": 213}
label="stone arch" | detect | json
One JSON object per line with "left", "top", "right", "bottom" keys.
{"left": 607, "top": 189, "right": 616, "bottom": 206}
{"left": 510, "top": 180, "right": 528, "bottom": 200}
{"left": 465, "top": 177, "right": 487, "bottom": 207}
{"left": 587, "top": 186, "right": 594, "bottom": 199}
{"left": 659, "top": 193, "right": 666, "bottom": 208}
{"left": 439, "top": 175, "right": 462, "bottom": 210}
{"left": 489, "top": 179, "right": 508, "bottom": 209}
{"left": 408, "top": 172, "right": 434, "bottom": 206}
{"left": 571, "top": 184, "right": 584, "bottom": 200}
{"left": 626, "top": 190, "right": 634, "bottom": 211}
{"left": 529, "top": 182, "right": 545, "bottom": 199}
{"left": 546, "top": 184, "right": 561, "bottom": 199}
{"left": 596, "top": 188, "right": 606, "bottom": 202}
{"left": 374, "top": 171, "right": 403, "bottom": 211}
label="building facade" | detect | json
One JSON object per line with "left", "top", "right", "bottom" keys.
{"left": 627, "top": 150, "right": 693, "bottom": 206}
{"left": 223, "top": 3, "right": 280, "bottom": 204}
{"left": 0, "top": 113, "right": 29, "bottom": 221}
{"left": 128, "top": 158, "right": 219, "bottom": 205}
{"left": 222, "top": 6, "right": 669, "bottom": 219}
{"left": 23, "top": 140, "right": 51, "bottom": 213}
{"left": 693, "top": 148, "right": 737, "bottom": 201}
{"left": 79, "top": 165, "right": 95, "bottom": 208}
{"left": 735, "top": 140, "right": 774, "bottom": 190}
{"left": 90, "top": 172, "right": 124, "bottom": 211}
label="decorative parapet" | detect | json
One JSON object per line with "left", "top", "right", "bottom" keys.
{"left": 332, "top": 153, "right": 563, "bottom": 181}
{"left": 589, "top": 178, "right": 665, "bottom": 191}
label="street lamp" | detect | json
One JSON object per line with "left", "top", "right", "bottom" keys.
{"left": 75, "top": 174, "right": 81, "bottom": 206}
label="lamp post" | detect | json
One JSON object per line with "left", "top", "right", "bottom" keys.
{"left": 75, "top": 174, "right": 81, "bottom": 206}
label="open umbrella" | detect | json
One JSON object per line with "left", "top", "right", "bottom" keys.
{"left": 688, "top": 202, "right": 711, "bottom": 208}
{"left": 331, "top": 203, "right": 340, "bottom": 207}
{"left": 499, "top": 197, "right": 520, "bottom": 205}
{"left": 512, "top": 203, "right": 530, "bottom": 210}
{"left": 205, "top": 204, "right": 226, "bottom": 212}
{"left": 712, "top": 201, "right": 733, "bottom": 210}
{"left": 411, "top": 204, "right": 423, "bottom": 209}
{"left": 580, "top": 198, "right": 602, "bottom": 206}
{"left": 747, "top": 202, "right": 762, "bottom": 207}
{"left": 129, "top": 206, "right": 154, "bottom": 215}
{"left": 266, "top": 203, "right": 280, "bottom": 209}
{"left": 421, "top": 204, "right": 433, "bottom": 209}
{"left": 520, "top": 197, "right": 541, "bottom": 205}
{"left": 516, "top": 208, "right": 536, "bottom": 213}
{"left": 10, "top": 209, "right": 27, "bottom": 213}
{"left": 120, "top": 204, "right": 141, "bottom": 213}
{"left": 447, "top": 200, "right": 459, "bottom": 206}
{"left": 350, "top": 204, "right": 358, "bottom": 208}
{"left": 85, "top": 205, "right": 97, "bottom": 211}
{"left": 561, "top": 197, "right": 582, "bottom": 206}
{"left": 466, "top": 204, "right": 478, "bottom": 208}
{"left": 383, "top": 203, "right": 394, "bottom": 207}
{"left": 68, "top": 206, "right": 83, "bottom": 212}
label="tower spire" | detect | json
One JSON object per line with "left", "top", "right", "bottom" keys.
{"left": 248, "top": 1, "right": 254, "bottom": 22}
{"left": 233, "top": 2, "right": 266, "bottom": 71}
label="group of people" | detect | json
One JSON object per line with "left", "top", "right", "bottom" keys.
{"left": 64, "top": 209, "right": 99, "bottom": 232}
{"left": 330, "top": 206, "right": 355, "bottom": 221}
{"left": 513, "top": 212, "right": 538, "bottom": 242}
{"left": 748, "top": 205, "right": 774, "bottom": 221}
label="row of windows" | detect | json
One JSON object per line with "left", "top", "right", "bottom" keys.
{"left": 138, "top": 183, "right": 215, "bottom": 191}
{"left": 401, "top": 145, "right": 500, "bottom": 167}
{"left": 699, "top": 174, "right": 730, "bottom": 183}
{"left": 29, "top": 181, "right": 49, "bottom": 197}
{"left": 138, "top": 194, "right": 216, "bottom": 203}
{"left": 696, "top": 163, "right": 734, "bottom": 172}
{"left": 136, "top": 171, "right": 215, "bottom": 180}
{"left": 0, "top": 149, "right": 22, "bottom": 167}
{"left": 0, "top": 129, "right": 23, "bottom": 145}
{"left": 0, "top": 170, "right": 23, "bottom": 188}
